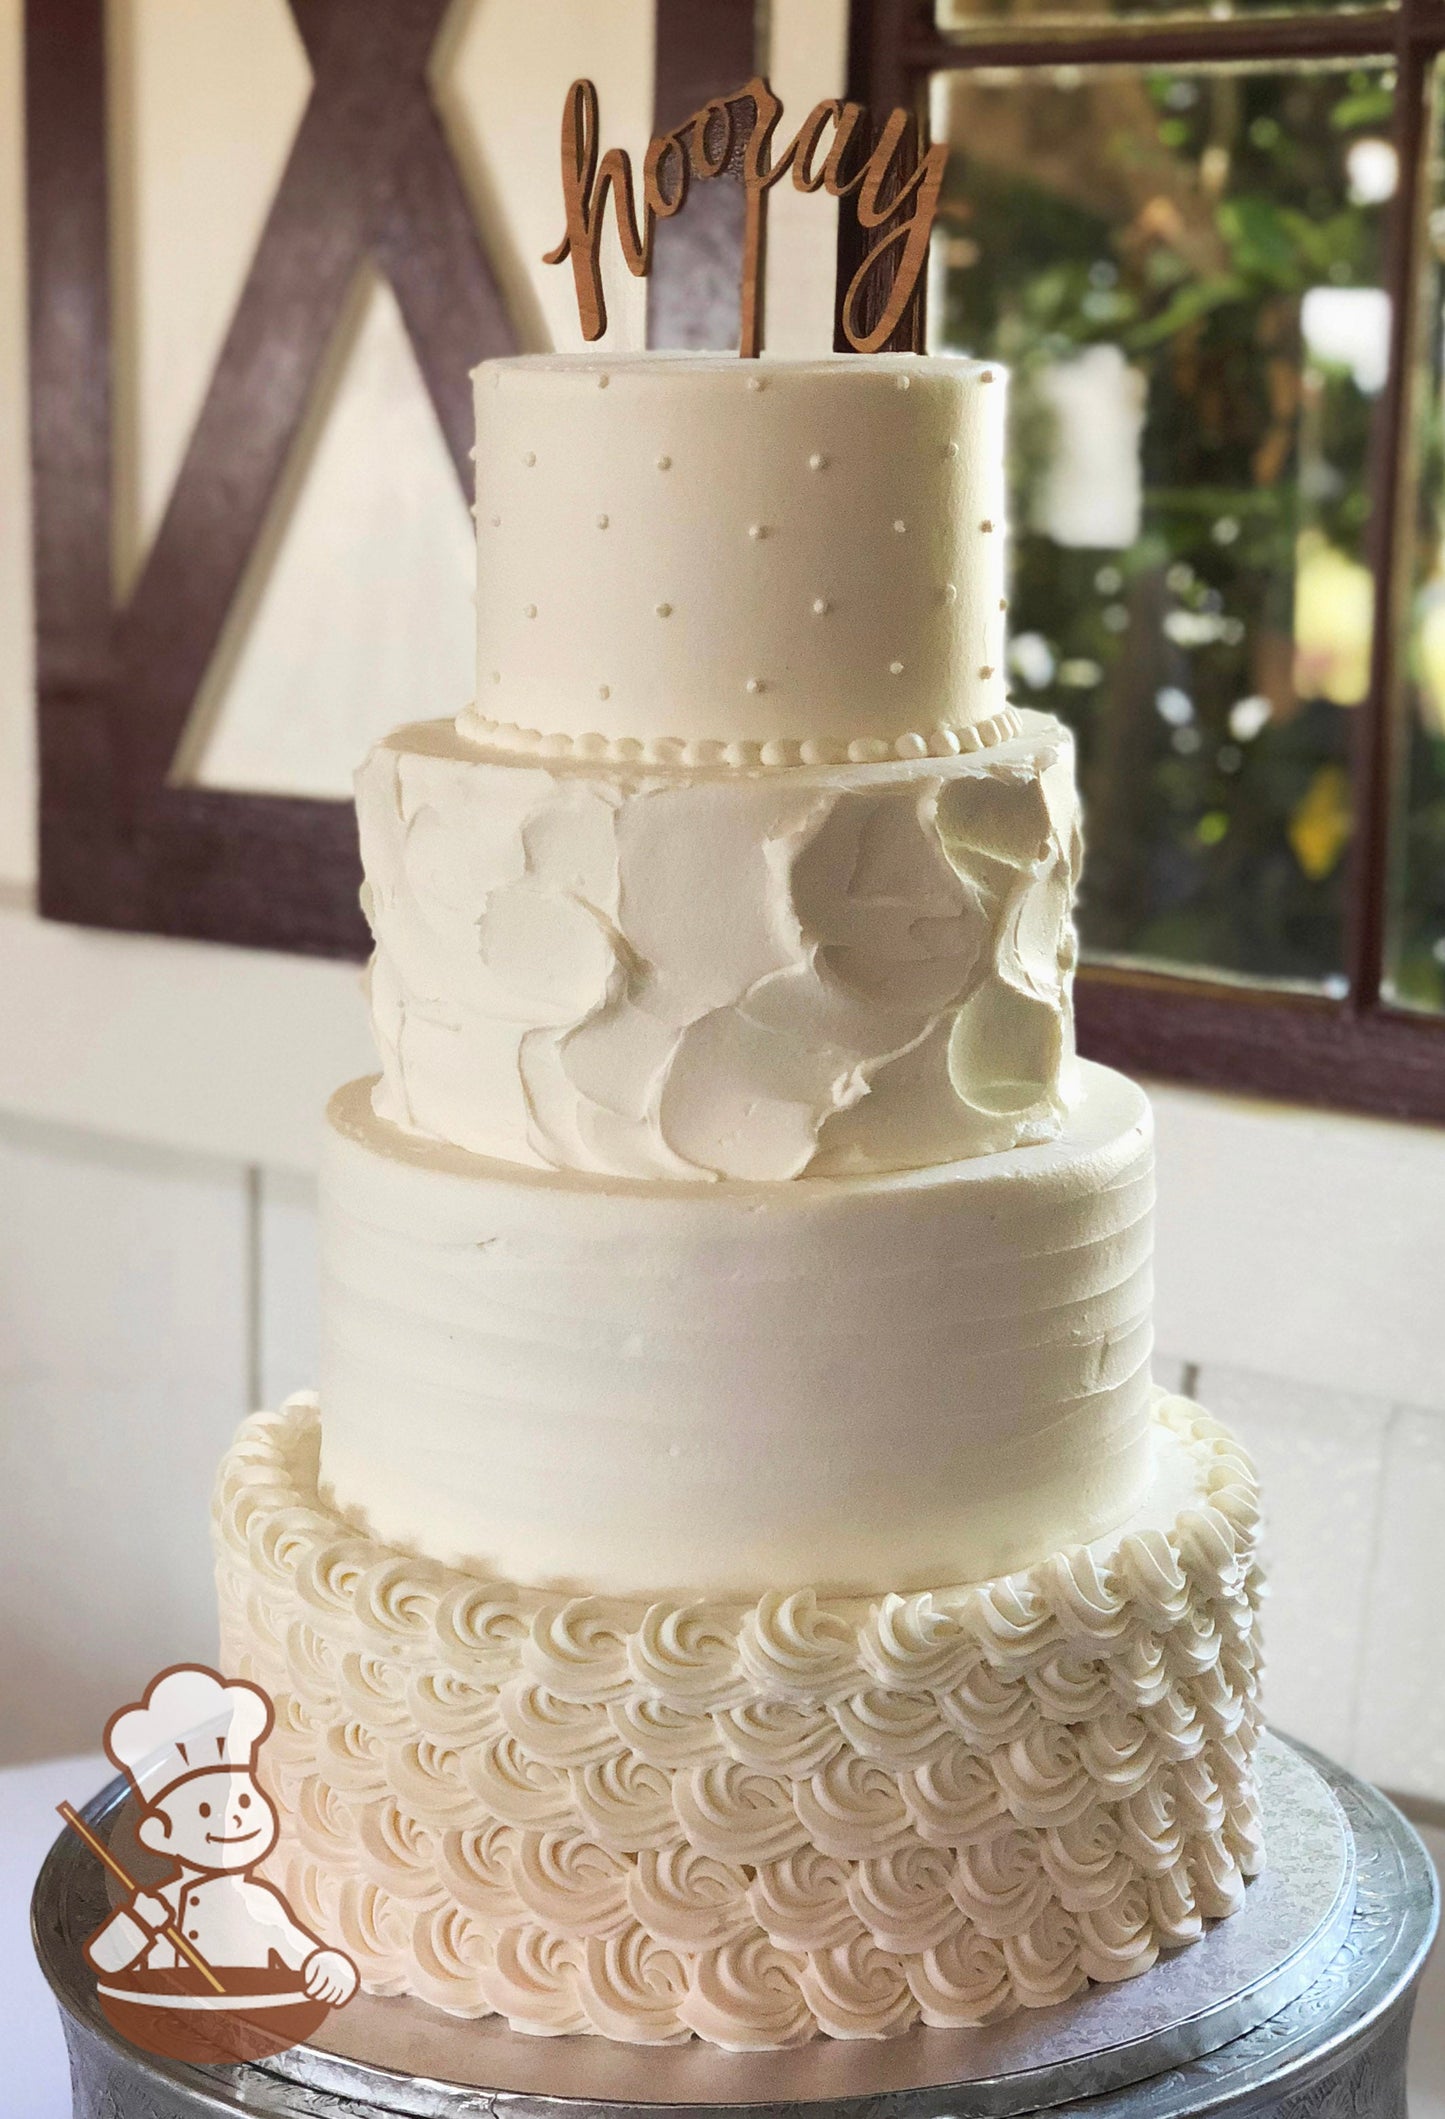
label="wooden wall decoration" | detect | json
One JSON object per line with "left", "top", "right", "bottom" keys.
{"left": 26, "top": 0, "right": 761, "bottom": 959}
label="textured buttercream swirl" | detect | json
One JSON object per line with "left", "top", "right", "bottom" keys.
{"left": 217, "top": 1390, "right": 1263, "bottom": 2048}
{"left": 356, "top": 713, "right": 1082, "bottom": 1183}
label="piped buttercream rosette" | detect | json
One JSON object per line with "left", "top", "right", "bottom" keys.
{"left": 214, "top": 1391, "right": 1263, "bottom": 2049}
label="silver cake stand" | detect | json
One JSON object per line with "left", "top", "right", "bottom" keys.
{"left": 31, "top": 1736, "right": 1437, "bottom": 2119}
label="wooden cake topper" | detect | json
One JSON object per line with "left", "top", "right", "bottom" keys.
{"left": 544, "top": 78, "right": 948, "bottom": 356}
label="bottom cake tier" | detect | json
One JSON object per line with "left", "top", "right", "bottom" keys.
{"left": 213, "top": 1392, "right": 1264, "bottom": 2049}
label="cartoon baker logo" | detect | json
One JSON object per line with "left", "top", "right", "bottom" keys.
{"left": 59, "top": 1664, "right": 357, "bottom": 2064}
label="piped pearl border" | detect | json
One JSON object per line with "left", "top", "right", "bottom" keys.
{"left": 454, "top": 705, "right": 1024, "bottom": 771}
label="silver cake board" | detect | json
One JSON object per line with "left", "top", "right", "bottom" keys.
{"left": 31, "top": 1735, "right": 1439, "bottom": 2119}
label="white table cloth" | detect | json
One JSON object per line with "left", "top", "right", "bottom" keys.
{"left": 0, "top": 1752, "right": 107, "bottom": 2119}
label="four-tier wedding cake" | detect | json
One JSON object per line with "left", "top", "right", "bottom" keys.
{"left": 213, "top": 351, "right": 1264, "bottom": 2049}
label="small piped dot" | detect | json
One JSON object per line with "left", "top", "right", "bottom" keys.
{"left": 944, "top": 441, "right": 959, "bottom": 461}
{"left": 942, "top": 582, "right": 958, "bottom": 605}
{"left": 598, "top": 684, "right": 611, "bottom": 701}
{"left": 656, "top": 602, "right": 672, "bottom": 618}
{"left": 745, "top": 677, "right": 765, "bottom": 695}
{"left": 999, "top": 597, "right": 1008, "bottom": 611}
{"left": 489, "top": 514, "right": 501, "bottom": 528}
{"left": 746, "top": 375, "right": 766, "bottom": 392}
{"left": 893, "top": 519, "right": 907, "bottom": 535}
{"left": 980, "top": 369, "right": 996, "bottom": 383}
{"left": 656, "top": 455, "right": 672, "bottom": 471}
{"left": 489, "top": 670, "right": 501, "bottom": 685}
{"left": 980, "top": 665, "right": 994, "bottom": 678}
{"left": 981, "top": 520, "right": 995, "bottom": 533}
{"left": 523, "top": 604, "right": 537, "bottom": 619}
{"left": 889, "top": 660, "right": 905, "bottom": 676}
{"left": 522, "top": 451, "right": 536, "bottom": 466}
{"left": 896, "top": 374, "right": 911, "bottom": 391}
{"left": 801, "top": 737, "right": 842, "bottom": 766}
{"left": 812, "top": 598, "right": 830, "bottom": 616}
{"left": 597, "top": 513, "right": 609, "bottom": 529}
{"left": 809, "top": 452, "right": 827, "bottom": 471}
{"left": 598, "top": 374, "right": 610, "bottom": 389}
{"left": 748, "top": 523, "right": 768, "bottom": 541}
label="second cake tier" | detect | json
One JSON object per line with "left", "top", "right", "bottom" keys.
{"left": 358, "top": 710, "right": 1079, "bottom": 1183}
{"left": 319, "top": 1061, "right": 1154, "bottom": 1599}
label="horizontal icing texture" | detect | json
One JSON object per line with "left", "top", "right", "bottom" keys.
{"left": 360, "top": 712, "right": 1081, "bottom": 1181}
{"left": 319, "top": 1064, "right": 1155, "bottom": 1597}
{"left": 471, "top": 353, "right": 1009, "bottom": 748}
{"left": 215, "top": 1393, "right": 1264, "bottom": 2049}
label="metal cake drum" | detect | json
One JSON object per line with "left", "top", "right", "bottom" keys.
{"left": 34, "top": 1734, "right": 1439, "bottom": 2119}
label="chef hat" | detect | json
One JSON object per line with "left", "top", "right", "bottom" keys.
{"left": 104, "top": 1665, "right": 274, "bottom": 1804}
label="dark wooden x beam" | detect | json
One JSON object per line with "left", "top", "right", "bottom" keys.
{"left": 28, "top": 0, "right": 518, "bottom": 955}
{"left": 113, "top": 0, "right": 516, "bottom": 805}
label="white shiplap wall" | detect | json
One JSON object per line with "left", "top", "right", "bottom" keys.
{"left": 0, "top": 1116, "right": 251, "bottom": 1761}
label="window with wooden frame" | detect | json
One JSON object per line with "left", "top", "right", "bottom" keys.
{"left": 849, "top": 0, "right": 1445, "bottom": 1123}
{"left": 28, "top": 0, "right": 1443, "bottom": 1124}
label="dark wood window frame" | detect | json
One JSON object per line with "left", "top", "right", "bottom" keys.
{"left": 27, "top": 0, "right": 1445, "bottom": 1121}
{"left": 848, "top": 0, "right": 1445, "bottom": 1124}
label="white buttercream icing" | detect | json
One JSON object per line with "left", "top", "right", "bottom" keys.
{"left": 215, "top": 1391, "right": 1264, "bottom": 2049}
{"left": 454, "top": 707, "right": 1024, "bottom": 771}
{"left": 317, "top": 1063, "right": 1155, "bottom": 1597}
{"left": 357, "top": 712, "right": 1081, "bottom": 1183}
{"left": 208, "top": 345, "right": 1270, "bottom": 2052}
{"left": 470, "top": 353, "right": 1009, "bottom": 750}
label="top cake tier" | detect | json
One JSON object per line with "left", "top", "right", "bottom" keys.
{"left": 465, "top": 352, "right": 1009, "bottom": 757}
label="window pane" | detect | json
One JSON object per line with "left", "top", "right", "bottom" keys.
{"left": 1385, "top": 63, "right": 1445, "bottom": 1016}
{"left": 930, "top": 63, "right": 1392, "bottom": 988}
{"left": 937, "top": 0, "right": 1392, "bottom": 33}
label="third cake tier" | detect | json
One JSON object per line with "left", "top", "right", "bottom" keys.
{"left": 320, "top": 1062, "right": 1153, "bottom": 1599}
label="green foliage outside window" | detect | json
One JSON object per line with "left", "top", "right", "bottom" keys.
{"left": 932, "top": 64, "right": 1419, "bottom": 992}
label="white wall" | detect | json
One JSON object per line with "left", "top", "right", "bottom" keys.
{"left": 0, "top": 1117, "right": 250, "bottom": 1760}
{"left": 3, "top": 0, "right": 1445, "bottom": 1799}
